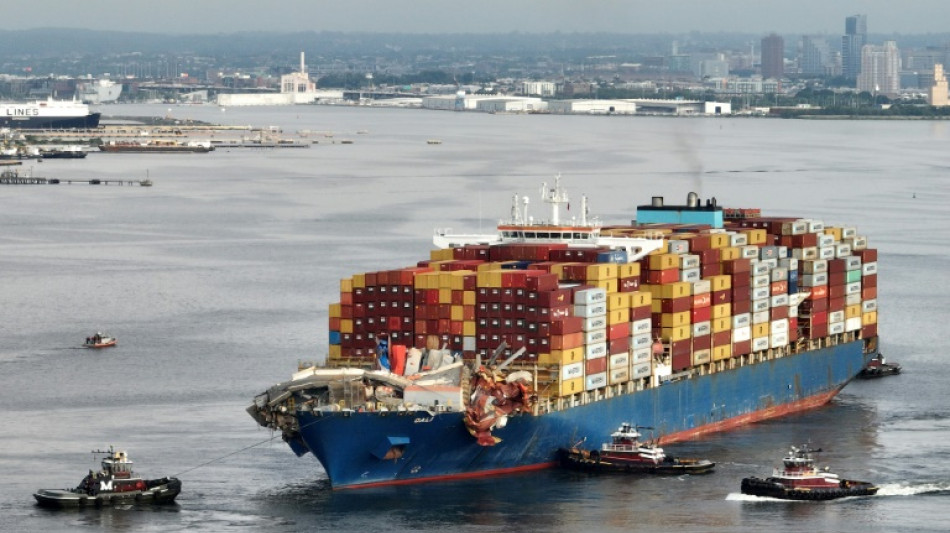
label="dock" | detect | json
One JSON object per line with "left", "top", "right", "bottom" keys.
{"left": 0, "top": 171, "right": 152, "bottom": 186}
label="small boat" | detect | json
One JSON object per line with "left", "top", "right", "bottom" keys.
{"left": 84, "top": 332, "right": 117, "bottom": 348}
{"left": 34, "top": 446, "right": 181, "bottom": 508}
{"left": 559, "top": 423, "right": 715, "bottom": 475}
{"left": 858, "top": 353, "right": 901, "bottom": 379}
{"left": 740, "top": 444, "right": 878, "bottom": 500}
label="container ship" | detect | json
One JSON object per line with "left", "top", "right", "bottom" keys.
{"left": 0, "top": 97, "right": 101, "bottom": 129}
{"left": 249, "top": 176, "right": 879, "bottom": 489}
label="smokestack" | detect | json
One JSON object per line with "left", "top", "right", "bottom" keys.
{"left": 300, "top": 52, "right": 305, "bottom": 74}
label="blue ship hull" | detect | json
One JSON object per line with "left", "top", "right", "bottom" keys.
{"left": 286, "top": 340, "right": 871, "bottom": 489}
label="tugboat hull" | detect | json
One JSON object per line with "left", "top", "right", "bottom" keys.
{"left": 559, "top": 448, "right": 715, "bottom": 475}
{"left": 740, "top": 476, "right": 878, "bottom": 501}
{"left": 34, "top": 478, "right": 181, "bottom": 508}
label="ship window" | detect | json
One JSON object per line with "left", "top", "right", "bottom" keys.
{"left": 538, "top": 232, "right": 550, "bottom": 239}
{"left": 573, "top": 232, "right": 585, "bottom": 239}
{"left": 525, "top": 232, "right": 536, "bottom": 239}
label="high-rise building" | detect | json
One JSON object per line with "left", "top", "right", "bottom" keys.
{"left": 858, "top": 41, "right": 900, "bottom": 96}
{"left": 761, "top": 34, "right": 784, "bottom": 79}
{"left": 801, "top": 36, "right": 830, "bottom": 76}
{"left": 842, "top": 14, "right": 867, "bottom": 80}
{"left": 928, "top": 64, "right": 949, "bottom": 106}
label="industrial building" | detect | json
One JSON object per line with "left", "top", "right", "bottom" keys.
{"left": 547, "top": 100, "right": 637, "bottom": 114}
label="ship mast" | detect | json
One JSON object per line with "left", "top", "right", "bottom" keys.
{"left": 541, "top": 174, "right": 569, "bottom": 225}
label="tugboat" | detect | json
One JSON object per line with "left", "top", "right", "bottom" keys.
{"left": 559, "top": 423, "right": 715, "bottom": 475}
{"left": 740, "top": 445, "right": 878, "bottom": 500}
{"left": 84, "top": 332, "right": 117, "bottom": 349}
{"left": 34, "top": 447, "right": 181, "bottom": 508}
{"left": 858, "top": 353, "right": 901, "bottom": 379}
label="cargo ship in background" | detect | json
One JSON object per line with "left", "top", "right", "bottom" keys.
{"left": 249, "top": 176, "right": 880, "bottom": 489}
{"left": 0, "top": 97, "right": 101, "bottom": 129}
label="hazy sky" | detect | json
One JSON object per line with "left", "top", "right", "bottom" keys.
{"left": 5, "top": 0, "right": 949, "bottom": 34}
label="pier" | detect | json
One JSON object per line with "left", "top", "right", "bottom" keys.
{"left": 0, "top": 170, "right": 152, "bottom": 186}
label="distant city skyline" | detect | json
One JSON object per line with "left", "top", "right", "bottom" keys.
{"left": 4, "top": 0, "right": 950, "bottom": 35}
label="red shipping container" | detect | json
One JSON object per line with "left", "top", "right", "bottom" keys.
{"left": 689, "top": 235, "right": 712, "bottom": 251}
{"left": 586, "top": 356, "right": 608, "bottom": 375}
{"left": 712, "top": 330, "right": 731, "bottom": 347}
{"left": 809, "top": 285, "right": 828, "bottom": 299}
{"left": 692, "top": 293, "right": 712, "bottom": 308}
{"left": 828, "top": 259, "right": 847, "bottom": 273}
{"left": 863, "top": 274, "right": 877, "bottom": 288}
{"left": 551, "top": 316, "right": 584, "bottom": 335}
{"left": 770, "top": 306, "right": 789, "bottom": 320}
{"left": 671, "top": 338, "right": 691, "bottom": 357}
{"left": 732, "top": 285, "right": 751, "bottom": 301}
{"left": 608, "top": 322, "right": 631, "bottom": 340}
{"left": 733, "top": 340, "right": 752, "bottom": 356}
{"left": 550, "top": 332, "right": 584, "bottom": 350}
{"left": 828, "top": 272, "right": 845, "bottom": 286}
{"left": 661, "top": 296, "right": 692, "bottom": 313}
{"left": 791, "top": 233, "right": 819, "bottom": 248}
{"left": 692, "top": 334, "right": 711, "bottom": 351}
{"left": 608, "top": 336, "right": 631, "bottom": 354}
{"left": 828, "top": 284, "right": 846, "bottom": 299}
{"left": 692, "top": 306, "right": 712, "bottom": 323}
{"left": 732, "top": 271, "right": 752, "bottom": 287}
{"left": 722, "top": 258, "right": 751, "bottom": 273}
{"left": 712, "top": 289, "right": 732, "bottom": 304}
{"left": 809, "top": 323, "right": 828, "bottom": 339}
{"left": 526, "top": 272, "right": 559, "bottom": 292}
{"left": 828, "top": 297, "right": 846, "bottom": 312}
{"left": 672, "top": 352, "right": 692, "bottom": 372}
{"left": 647, "top": 268, "right": 680, "bottom": 285}
{"left": 701, "top": 263, "right": 722, "bottom": 277}
{"left": 732, "top": 299, "right": 751, "bottom": 314}
{"left": 631, "top": 305, "right": 651, "bottom": 321}
{"left": 861, "top": 324, "right": 878, "bottom": 338}
{"left": 862, "top": 287, "right": 877, "bottom": 300}
{"left": 535, "top": 289, "right": 572, "bottom": 307}
{"left": 619, "top": 276, "right": 641, "bottom": 292}
{"left": 857, "top": 249, "right": 878, "bottom": 263}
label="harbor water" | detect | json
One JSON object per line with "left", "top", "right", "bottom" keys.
{"left": 1, "top": 104, "right": 948, "bottom": 532}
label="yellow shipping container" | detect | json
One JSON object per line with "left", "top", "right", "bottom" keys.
{"left": 608, "top": 292, "right": 631, "bottom": 310}
{"left": 661, "top": 311, "right": 691, "bottom": 328}
{"left": 476, "top": 270, "right": 503, "bottom": 288}
{"left": 752, "top": 323, "right": 769, "bottom": 338}
{"left": 328, "top": 303, "right": 342, "bottom": 318}
{"left": 608, "top": 308, "right": 630, "bottom": 325}
{"left": 463, "top": 320, "right": 477, "bottom": 336}
{"left": 539, "top": 347, "right": 585, "bottom": 365}
{"left": 558, "top": 377, "right": 585, "bottom": 397}
{"left": 712, "top": 303, "right": 732, "bottom": 319}
{"left": 709, "top": 233, "right": 730, "bottom": 249}
{"left": 862, "top": 311, "right": 878, "bottom": 325}
{"left": 340, "top": 319, "right": 354, "bottom": 334}
{"left": 619, "top": 263, "right": 641, "bottom": 278}
{"left": 463, "top": 290, "right": 476, "bottom": 306}
{"left": 340, "top": 277, "right": 353, "bottom": 293}
{"left": 587, "top": 263, "right": 619, "bottom": 281}
{"left": 712, "top": 317, "right": 732, "bottom": 333}
{"left": 414, "top": 272, "right": 437, "bottom": 289}
{"left": 661, "top": 325, "right": 691, "bottom": 342}
{"left": 645, "top": 285, "right": 664, "bottom": 300}
{"left": 647, "top": 240, "right": 671, "bottom": 255}
{"left": 629, "top": 291, "right": 652, "bottom": 308}
{"left": 845, "top": 304, "right": 862, "bottom": 319}
{"left": 649, "top": 253, "right": 680, "bottom": 270}
{"left": 430, "top": 248, "right": 453, "bottom": 261}
{"left": 824, "top": 227, "right": 843, "bottom": 242}
{"left": 439, "top": 288, "right": 453, "bottom": 303}
{"left": 328, "top": 345, "right": 342, "bottom": 360}
{"left": 352, "top": 273, "right": 366, "bottom": 288}
{"left": 719, "top": 246, "right": 740, "bottom": 261}
{"left": 661, "top": 281, "right": 692, "bottom": 299}
{"left": 450, "top": 271, "right": 472, "bottom": 290}
{"left": 451, "top": 305, "right": 465, "bottom": 321}
{"left": 708, "top": 274, "right": 733, "bottom": 292}
{"left": 591, "top": 278, "right": 619, "bottom": 294}
{"left": 713, "top": 344, "right": 733, "bottom": 361}
{"left": 742, "top": 229, "right": 767, "bottom": 245}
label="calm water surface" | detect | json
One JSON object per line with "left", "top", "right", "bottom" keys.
{"left": 1, "top": 105, "right": 948, "bottom": 532}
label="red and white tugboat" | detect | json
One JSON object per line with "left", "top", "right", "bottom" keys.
{"left": 33, "top": 446, "right": 181, "bottom": 508}
{"left": 559, "top": 423, "right": 715, "bottom": 475}
{"left": 741, "top": 445, "right": 878, "bottom": 500}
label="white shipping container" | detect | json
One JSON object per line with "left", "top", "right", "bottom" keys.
{"left": 693, "top": 349, "right": 711, "bottom": 366}
{"left": 574, "top": 302, "right": 608, "bottom": 318}
{"left": 631, "top": 333, "right": 652, "bottom": 350}
{"left": 582, "top": 315, "right": 608, "bottom": 332}
{"left": 574, "top": 288, "right": 607, "bottom": 305}
{"left": 829, "top": 321, "right": 845, "bottom": 335}
{"left": 845, "top": 281, "right": 862, "bottom": 295}
{"left": 561, "top": 361, "right": 584, "bottom": 381}
{"left": 741, "top": 246, "right": 760, "bottom": 259}
{"left": 609, "top": 367, "right": 630, "bottom": 385}
{"left": 807, "top": 220, "right": 825, "bottom": 233}
{"left": 693, "top": 279, "right": 711, "bottom": 294}
{"left": 848, "top": 236, "right": 868, "bottom": 250}
{"left": 788, "top": 304, "right": 798, "bottom": 318}
{"left": 801, "top": 273, "right": 828, "bottom": 287}
{"left": 732, "top": 326, "right": 752, "bottom": 343}
{"left": 632, "top": 347, "right": 651, "bottom": 364}
{"left": 835, "top": 243, "right": 852, "bottom": 258}
{"left": 693, "top": 321, "right": 711, "bottom": 337}
{"left": 732, "top": 313, "right": 751, "bottom": 329}
{"left": 862, "top": 262, "right": 878, "bottom": 276}
{"left": 632, "top": 362, "right": 652, "bottom": 379}
{"left": 585, "top": 372, "right": 608, "bottom": 391}
{"left": 817, "top": 234, "right": 835, "bottom": 247}
{"left": 770, "top": 332, "right": 789, "bottom": 348}
{"left": 771, "top": 318, "right": 789, "bottom": 335}
{"left": 845, "top": 256, "right": 862, "bottom": 270}
{"left": 463, "top": 336, "right": 477, "bottom": 351}
{"left": 793, "top": 247, "right": 819, "bottom": 260}
{"left": 680, "top": 268, "right": 701, "bottom": 283}
{"left": 752, "top": 310, "right": 770, "bottom": 324}
{"left": 752, "top": 299, "right": 770, "bottom": 312}
{"left": 845, "top": 317, "right": 863, "bottom": 332}
{"left": 771, "top": 267, "right": 788, "bottom": 282}
{"left": 761, "top": 257, "right": 779, "bottom": 270}
{"left": 668, "top": 240, "right": 689, "bottom": 254}
{"left": 752, "top": 274, "right": 771, "bottom": 288}
{"left": 681, "top": 254, "right": 700, "bottom": 269}
{"left": 829, "top": 310, "right": 845, "bottom": 323}
{"left": 771, "top": 294, "right": 789, "bottom": 308}
{"left": 751, "top": 262, "right": 771, "bottom": 276}
{"left": 802, "top": 259, "right": 828, "bottom": 274}
{"left": 846, "top": 293, "right": 862, "bottom": 306}
{"left": 632, "top": 318, "right": 652, "bottom": 335}
{"left": 729, "top": 233, "right": 749, "bottom": 246}
{"left": 779, "top": 257, "right": 799, "bottom": 271}
{"left": 752, "top": 337, "right": 770, "bottom": 351}
{"left": 862, "top": 299, "right": 878, "bottom": 312}
{"left": 842, "top": 227, "right": 857, "bottom": 238}
{"left": 585, "top": 342, "right": 608, "bottom": 360}
{"left": 752, "top": 286, "right": 771, "bottom": 300}
{"left": 819, "top": 246, "right": 836, "bottom": 260}
{"left": 609, "top": 352, "right": 630, "bottom": 369}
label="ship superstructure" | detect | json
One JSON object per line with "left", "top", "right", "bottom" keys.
{"left": 0, "top": 97, "right": 101, "bottom": 129}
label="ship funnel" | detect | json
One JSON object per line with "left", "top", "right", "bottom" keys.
{"left": 651, "top": 196, "right": 664, "bottom": 207}
{"left": 687, "top": 192, "right": 699, "bottom": 207}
